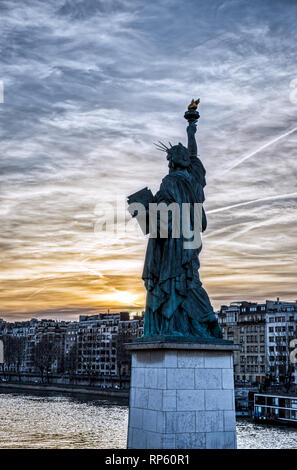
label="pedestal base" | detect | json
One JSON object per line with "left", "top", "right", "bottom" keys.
{"left": 126, "top": 341, "right": 239, "bottom": 449}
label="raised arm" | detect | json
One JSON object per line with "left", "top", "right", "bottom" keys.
{"left": 187, "top": 120, "right": 198, "bottom": 160}
{"left": 186, "top": 119, "right": 206, "bottom": 189}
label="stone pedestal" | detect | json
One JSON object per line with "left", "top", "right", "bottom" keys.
{"left": 126, "top": 341, "right": 239, "bottom": 449}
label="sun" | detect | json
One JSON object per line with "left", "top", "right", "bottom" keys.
{"left": 111, "top": 291, "right": 137, "bottom": 305}
{"left": 100, "top": 290, "right": 138, "bottom": 306}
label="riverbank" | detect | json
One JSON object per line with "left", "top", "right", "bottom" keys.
{"left": 0, "top": 382, "right": 129, "bottom": 398}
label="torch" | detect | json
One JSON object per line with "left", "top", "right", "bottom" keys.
{"left": 184, "top": 98, "right": 200, "bottom": 123}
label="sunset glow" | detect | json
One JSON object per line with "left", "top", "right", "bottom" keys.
{"left": 1, "top": 1, "right": 297, "bottom": 321}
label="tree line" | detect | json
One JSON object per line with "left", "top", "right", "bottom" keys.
{"left": 1, "top": 335, "right": 65, "bottom": 383}
{"left": 0, "top": 331, "right": 133, "bottom": 385}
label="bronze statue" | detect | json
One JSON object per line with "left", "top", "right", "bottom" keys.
{"left": 128, "top": 100, "right": 222, "bottom": 340}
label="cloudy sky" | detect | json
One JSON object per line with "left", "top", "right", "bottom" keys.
{"left": 1, "top": 0, "right": 297, "bottom": 321}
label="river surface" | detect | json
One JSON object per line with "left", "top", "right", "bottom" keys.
{"left": 0, "top": 390, "right": 296, "bottom": 449}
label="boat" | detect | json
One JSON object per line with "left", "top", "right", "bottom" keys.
{"left": 254, "top": 393, "right": 297, "bottom": 426}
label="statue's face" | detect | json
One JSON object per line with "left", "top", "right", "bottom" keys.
{"left": 167, "top": 144, "right": 190, "bottom": 169}
{"left": 167, "top": 150, "right": 173, "bottom": 168}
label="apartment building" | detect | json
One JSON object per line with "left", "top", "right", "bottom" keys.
{"left": 218, "top": 299, "right": 297, "bottom": 385}
{"left": 0, "top": 312, "right": 144, "bottom": 379}
{"left": 218, "top": 301, "right": 266, "bottom": 384}
{"left": 266, "top": 299, "right": 297, "bottom": 384}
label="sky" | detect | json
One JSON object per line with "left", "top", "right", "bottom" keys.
{"left": 0, "top": 0, "right": 297, "bottom": 321}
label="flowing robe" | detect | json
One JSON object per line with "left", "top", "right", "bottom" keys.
{"left": 142, "top": 156, "right": 221, "bottom": 338}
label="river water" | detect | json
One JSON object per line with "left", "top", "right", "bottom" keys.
{"left": 0, "top": 390, "right": 296, "bottom": 449}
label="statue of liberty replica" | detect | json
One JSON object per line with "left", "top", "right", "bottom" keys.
{"left": 128, "top": 99, "right": 222, "bottom": 341}
{"left": 127, "top": 101, "right": 237, "bottom": 450}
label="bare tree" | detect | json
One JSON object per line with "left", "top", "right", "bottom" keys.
{"left": 81, "top": 354, "right": 95, "bottom": 386}
{"left": 65, "top": 341, "right": 78, "bottom": 383}
{"left": 116, "top": 331, "right": 133, "bottom": 389}
{"left": 2, "top": 335, "right": 26, "bottom": 381}
{"left": 13, "top": 337, "right": 26, "bottom": 382}
{"left": 32, "top": 337, "right": 59, "bottom": 384}
{"left": 2, "top": 335, "right": 15, "bottom": 379}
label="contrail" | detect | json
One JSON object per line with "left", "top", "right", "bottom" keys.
{"left": 223, "top": 126, "right": 297, "bottom": 173}
{"left": 208, "top": 192, "right": 297, "bottom": 214}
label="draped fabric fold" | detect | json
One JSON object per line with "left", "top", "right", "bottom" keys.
{"left": 142, "top": 157, "right": 222, "bottom": 339}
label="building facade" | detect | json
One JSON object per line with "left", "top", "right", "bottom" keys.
{"left": 2, "top": 300, "right": 296, "bottom": 387}
{"left": 217, "top": 299, "right": 297, "bottom": 385}
{"left": 265, "top": 299, "right": 297, "bottom": 384}
{"left": 0, "top": 312, "right": 144, "bottom": 382}
{"left": 218, "top": 301, "right": 266, "bottom": 383}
